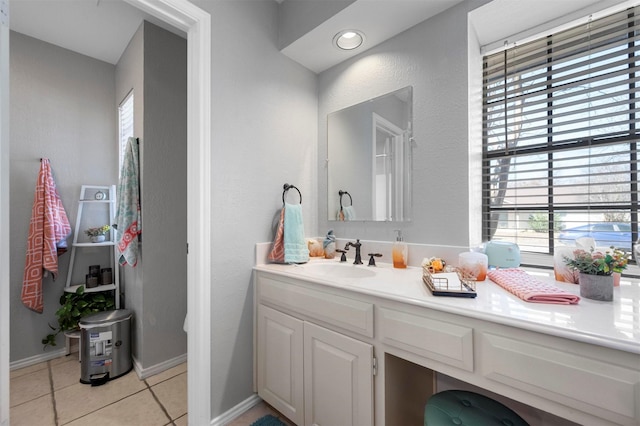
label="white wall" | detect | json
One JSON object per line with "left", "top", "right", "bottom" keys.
{"left": 192, "top": 0, "right": 318, "bottom": 417}
{"left": 318, "top": 0, "right": 489, "bottom": 248}
{"left": 9, "top": 32, "right": 117, "bottom": 361}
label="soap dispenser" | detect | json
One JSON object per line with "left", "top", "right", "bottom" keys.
{"left": 392, "top": 230, "right": 408, "bottom": 269}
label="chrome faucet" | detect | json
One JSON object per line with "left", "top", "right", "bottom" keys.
{"left": 345, "top": 239, "right": 363, "bottom": 264}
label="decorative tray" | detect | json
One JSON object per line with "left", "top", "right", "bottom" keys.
{"left": 422, "top": 267, "right": 477, "bottom": 298}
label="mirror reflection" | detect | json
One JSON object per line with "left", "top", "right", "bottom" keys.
{"left": 328, "top": 86, "right": 413, "bottom": 222}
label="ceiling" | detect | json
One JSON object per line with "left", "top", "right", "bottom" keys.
{"left": 8, "top": 0, "right": 465, "bottom": 71}
{"left": 9, "top": 0, "right": 631, "bottom": 72}
{"left": 9, "top": 0, "right": 185, "bottom": 65}
{"left": 280, "top": 0, "right": 465, "bottom": 73}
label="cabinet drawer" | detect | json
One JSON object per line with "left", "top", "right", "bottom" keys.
{"left": 257, "top": 275, "right": 374, "bottom": 338}
{"left": 379, "top": 307, "right": 473, "bottom": 371}
{"left": 480, "top": 332, "right": 640, "bottom": 425}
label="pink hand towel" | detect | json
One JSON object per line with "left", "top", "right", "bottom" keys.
{"left": 488, "top": 268, "right": 580, "bottom": 305}
{"left": 268, "top": 208, "right": 285, "bottom": 263}
{"left": 22, "top": 159, "right": 71, "bottom": 313}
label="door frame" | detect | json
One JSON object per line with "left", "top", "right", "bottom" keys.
{"left": 0, "top": 0, "right": 212, "bottom": 424}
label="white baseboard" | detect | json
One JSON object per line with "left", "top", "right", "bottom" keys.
{"left": 210, "top": 393, "right": 262, "bottom": 426}
{"left": 10, "top": 348, "right": 67, "bottom": 370}
{"left": 132, "top": 352, "right": 188, "bottom": 380}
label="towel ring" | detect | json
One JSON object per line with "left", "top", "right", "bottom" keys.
{"left": 339, "top": 190, "right": 352, "bottom": 210}
{"left": 282, "top": 183, "right": 302, "bottom": 205}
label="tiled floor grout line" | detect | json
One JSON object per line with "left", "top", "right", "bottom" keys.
{"left": 58, "top": 387, "right": 149, "bottom": 425}
{"left": 47, "top": 360, "right": 60, "bottom": 426}
{"left": 145, "top": 379, "right": 175, "bottom": 425}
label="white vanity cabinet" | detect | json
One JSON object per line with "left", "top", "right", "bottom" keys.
{"left": 256, "top": 304, "right": 304, "bottom": 424}
{"left": 254, "top": 263, "right": 640, "bottom": 426}
{"left": 255, "top": 273, "right": 375, "bottom": 426}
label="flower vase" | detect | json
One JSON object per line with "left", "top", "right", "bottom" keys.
{"left": 579, "top": 273, "right": 613, "bottom": 301}
{"left": 613, "top": 272, "right": 620, "bottom": 287}
{"left": 90, "top": 235, "right": 106, "bottom": 243}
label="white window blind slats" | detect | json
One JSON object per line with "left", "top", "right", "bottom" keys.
{"left": 118, "top": 91, "right": 134, "bottom": 172}
{"left": 482, "top": 6, "right": 639, "bottom": 255}
{"left": 485, "top": 52, "right": 640, "bottom": 106}
{"left": 483, "top": 11, "right": 640, "bottom": 77}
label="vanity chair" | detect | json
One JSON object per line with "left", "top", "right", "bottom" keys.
{"left": 425, "top": 390, "right": 529, "bottom": 426}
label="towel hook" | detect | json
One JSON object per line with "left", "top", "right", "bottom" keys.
{"left": 338, "top": 190, "right": 352, "bottom": 210}
{"left": 282, "top": 183, "right": 302, "bottom": 205}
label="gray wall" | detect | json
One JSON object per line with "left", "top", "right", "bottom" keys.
{"left": 9, "top": 32, "right": 117, "bottom": 361}
{"left": 115, "top": 22, "right": 144, "bottom": 366}
{"left": 191, "top": 0, "right": 318, "bottom": 417}
{"left": 140, "top": 21, "right": 188, "bottom": 368}
{"left": 115, "top": 21, "right": 188, "bottom": 370}
{"left": 318, "top": 0, "right": 488, "bottom": 247}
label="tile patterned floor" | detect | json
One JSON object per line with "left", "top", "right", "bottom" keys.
{"left": 10, "top": 352, "right": 291, "bottom": 426}
{"left": 10, "top": 352, "right": 187, "bottom": 426}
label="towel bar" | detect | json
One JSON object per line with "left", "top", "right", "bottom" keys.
{"left": 339, "top": 190, "right": 352, "bottom": 210}
{"left": 282, "top": 183, "right": 302, "bottom": 205}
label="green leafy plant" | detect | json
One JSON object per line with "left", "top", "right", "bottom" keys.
{"left": 564, "top": 246, "right": 630, "bottom": 276}
{"left": 42, "top": 286, "right": 115, "bottom": 349}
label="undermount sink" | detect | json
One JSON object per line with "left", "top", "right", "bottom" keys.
{"left": 295, "top": 262, "right": 377, "bottom": 279}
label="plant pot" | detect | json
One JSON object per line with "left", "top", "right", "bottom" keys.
{"left": 90, "top": 235, "right": 106, "bottom": 243}
{"left": 579, "top": 272, "right": 613, "bottom": 301}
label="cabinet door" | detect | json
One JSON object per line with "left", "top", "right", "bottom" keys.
{"left": 257, "top": 305, "right": 304, "bottom": 425}
{"left": 304, "top": 322, "right": 373, "bottom": 426}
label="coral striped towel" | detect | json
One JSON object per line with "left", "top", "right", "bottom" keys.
{"left": 21, "top": 159, "right": 72, "bottom": 313}
{"left": 488, "top": 268, "right": 580, "bottom": 305}
{"left": 268, "top": 208, "right": 285, "bottom": 263}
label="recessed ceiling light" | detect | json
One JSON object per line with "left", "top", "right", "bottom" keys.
{"left": 333, "top": 30, "right": 365, "bottom": 50}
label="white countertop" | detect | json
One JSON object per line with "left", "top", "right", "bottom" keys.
{"left": 254, "top": 259, "right": 640, "bottom": 354}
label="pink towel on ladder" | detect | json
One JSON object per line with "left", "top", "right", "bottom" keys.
{"left": 488, "top": 268, "right": 580, "bottom": 305}
{"left": 21, "top": 159, "right": 71, "bottom": 313}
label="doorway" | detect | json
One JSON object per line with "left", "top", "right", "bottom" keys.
{"left": 372, "top": 113, "right": 405, "bottom": 221}
{"left": 0, "top": 0, "right": 212, "bottom": 424}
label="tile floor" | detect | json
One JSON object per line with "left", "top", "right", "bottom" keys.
{"left": 10, "top": 351, "right": 187, "bottom": 426}
{"left": 10, "top": 351, "right": 291, "bottom": 426}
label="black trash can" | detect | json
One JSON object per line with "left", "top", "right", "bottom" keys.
{"left": 79, "top": 309, "right": 133, "bottom": 386}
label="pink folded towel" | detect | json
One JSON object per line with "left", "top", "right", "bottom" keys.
{"left": 487, "top": 268, "right": 580, "bottom": 305}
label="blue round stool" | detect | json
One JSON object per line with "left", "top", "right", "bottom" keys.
{"left": 424, "top": 390, "right": 529, "bottom": 425}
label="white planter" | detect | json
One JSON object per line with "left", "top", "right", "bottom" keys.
{"left": 90, "top": 235, "right": 106, "bottom": 243}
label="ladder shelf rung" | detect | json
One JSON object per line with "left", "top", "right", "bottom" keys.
{"left": 64, "top": 284, "right": 117, "bottom": 294}
{"left": 73, "top": 242, "right": 115, "bottom": 247}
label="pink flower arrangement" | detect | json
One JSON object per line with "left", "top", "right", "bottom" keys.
{"left": 564, "top": 247, "right": 630, "bottom": 276}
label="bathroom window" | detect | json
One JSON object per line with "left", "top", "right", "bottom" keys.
{"left": 118, "top": 91, "right": 134, "bottom": 172}
{"left": 482, "top": 6, "right": 638, "bottom": 256}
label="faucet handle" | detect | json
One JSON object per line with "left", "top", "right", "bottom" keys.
{"left": 336, "top": 249, "right": 347, "bottom": 262}
{"left": 367, "top": 253, "right": 382, "bottom": 266}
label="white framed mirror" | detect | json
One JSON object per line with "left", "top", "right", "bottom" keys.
{"left": 328, "top": 86, "right": 413, "bottom": 222}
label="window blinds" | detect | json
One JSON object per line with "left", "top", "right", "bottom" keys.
{"left": 482, "top": 6, "right": 638, "bottom": 254}
{"left": 118, "top": 91, "right": 134, "bottom": 172}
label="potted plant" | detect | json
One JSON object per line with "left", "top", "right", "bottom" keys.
{"left": 41, "top": 286, "right": 115, "bottom": 349}
{"left": 85, "top": 224, "right": 110, "bottom": 243}
{"left": 564, "top": 247, "right": 629, "bottom": 301}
